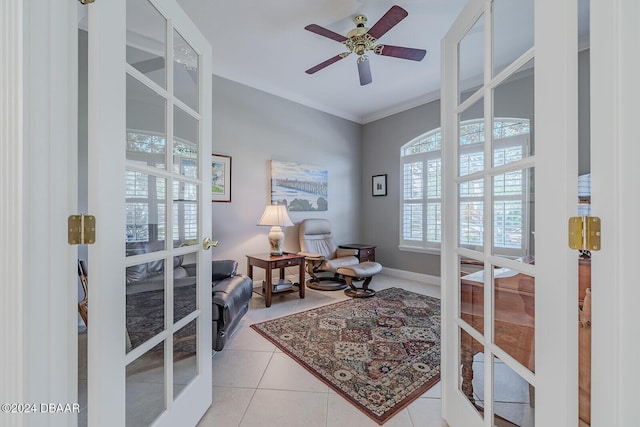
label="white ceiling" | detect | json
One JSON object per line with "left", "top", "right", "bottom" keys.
{"left": 177, "top": 0, "right": 469, "bottom": 124}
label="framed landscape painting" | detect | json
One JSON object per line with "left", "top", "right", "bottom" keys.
{"left": 212, "top": 154, "right": 231, "bottom": 202}
{"left": 271, "top": 160, "right": 328, "bottom": 211}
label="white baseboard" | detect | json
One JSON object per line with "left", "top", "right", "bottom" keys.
{"left": 381, "top": 267, "right": 441, "bottom": 287}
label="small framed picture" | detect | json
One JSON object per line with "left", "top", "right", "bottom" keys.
{"left": 372, "top": 174, "right": 387, "bottom": 197}
{"left": 212, "top": 154, "right": 231, "bottom": 202}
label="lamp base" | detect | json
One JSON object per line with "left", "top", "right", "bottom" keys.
{"left": 268, "top": 226, "right": 284, "bottom": 256}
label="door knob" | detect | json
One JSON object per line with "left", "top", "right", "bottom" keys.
{"left": 203, "top": 237, "right": 218, "bottom": 250}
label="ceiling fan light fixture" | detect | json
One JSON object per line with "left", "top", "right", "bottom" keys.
{"left": 354, "top": 15, "right": 367, "bottom": 27}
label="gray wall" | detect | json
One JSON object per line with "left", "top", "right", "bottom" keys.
{"left": 362, "top": 100, "right": 442, "bottom": 276}
{"left": 210, "top": 76, "right": 363, "bottom": 276}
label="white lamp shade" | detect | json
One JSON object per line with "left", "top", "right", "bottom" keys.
{"left": 257, "top": 205, "right": 293, "bottom": 227}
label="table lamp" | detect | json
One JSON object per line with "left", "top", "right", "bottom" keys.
{"left": 257, "top": 205, "right": 294, "bottom": 256}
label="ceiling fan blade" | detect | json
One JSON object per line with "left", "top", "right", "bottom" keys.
{"left": 374, "top": 45, "right": 426, "bottom": 61}
{"left": 305, "top": 53, "right": 349, "bottom": 74}
{"left": 367, "top": 5, "right": 408, "bottom": 40}
{"left": 304, "top": 24, "right": 348, "bottom": 43}
{"left": 357, "top": 57, "right": 372, "bottom": 86}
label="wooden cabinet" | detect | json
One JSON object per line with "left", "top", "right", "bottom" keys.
{"left": 339, "top": 244, "right": 376, "bottom": 262}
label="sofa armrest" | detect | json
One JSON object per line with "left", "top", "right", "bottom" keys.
{"left": 182, "top": 263, "right": 197, "bottom": 277}
{"left": 183, "top": 260, "right": 239, "bottom": 280}
{"left": 212, "top": 275, "right": 253, "bottom": 324}
{"left": 212, "top": 259, "right": 238, "bottom": 280}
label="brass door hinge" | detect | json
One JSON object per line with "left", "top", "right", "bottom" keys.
{"left": 68, "top": 214, "right": 96, "bottom": 245}
{"left": 568, "top": 216, "right": 601, "bottom": 251}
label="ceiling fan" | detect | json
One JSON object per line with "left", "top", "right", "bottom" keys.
{"left": 304, "top": 5, "right": 427, "bottom": 86}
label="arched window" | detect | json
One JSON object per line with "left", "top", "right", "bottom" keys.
{"left": 400, "top": 118, "right": 531, "bottom": 255}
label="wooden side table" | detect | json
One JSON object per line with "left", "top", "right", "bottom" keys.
{"left": 246, "top": 253, "right": 305, "bottom": 307}
{"left": 339, "top": 244, "right": 376, "bottom": 262}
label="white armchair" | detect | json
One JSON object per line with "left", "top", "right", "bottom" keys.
{"left": 298, "top": 218, "right": 359, "bottom": 290}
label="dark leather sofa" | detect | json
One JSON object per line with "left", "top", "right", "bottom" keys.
{"left": 125, "top": 242, "right": 252, "bottom": 351}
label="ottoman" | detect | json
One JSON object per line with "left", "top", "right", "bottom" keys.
{"left": 336, "top": 261, "right": 382, "bottom": 298}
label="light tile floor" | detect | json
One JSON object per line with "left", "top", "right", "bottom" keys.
{"left": 197, "top": 273, "right": 448, "bottom": 427}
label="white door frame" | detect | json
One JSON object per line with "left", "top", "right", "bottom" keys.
{"left": 590, "top": 0, "right": 640, "bottom": 425}
{"left": 1, "top": 1, "right": 78, "bottom": 427}
{"left": 533, "top": 0, "right": 580, "bottom": 424}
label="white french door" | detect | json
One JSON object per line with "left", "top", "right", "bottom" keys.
{"left": 87, "top": 0, "right": 212, "bottom": 425}
{"left": 441, "top": 0, "right": 579, "bottom": 426}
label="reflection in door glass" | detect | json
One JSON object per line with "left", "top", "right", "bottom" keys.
{"left": 172, "top": 181, "right": 198, "bottom": 248}
{"left": 493, "top": 59, "right": 534, "bottom": 160}
{"left": 492, "top": 0, "right": 534, "bottom": 77}
{"left": 173, "top": 106, "right": 199, "bottom": 179}
{"left": 173, "top": 319, "right": 198, "bottom": 399}
{"left": 459, "top": 328, "right": 484, "bottom": 419}
{"left": 492, "top": 355, "right": 535, "bottom": 426}
{"left": 126, "top": 341, "right": 166, "bottom": 426}
{"left": 173, "top": 30, "right": 199, "bottom": 112}
{"left": 459, "top": 179, "right": 484, "bottom": 249}
{"left": 125, "top": 172, "right": 166, "bottom": 247}
{"left": 126, "top": 75, "right": 167, "bottom": 169}
{"left": 459, "top": 15, "right": 485, "bottom": 104}
{"left": 458, "top": 97, "right": 485, "bottom": 177}
{"left": 493, "top": 268, "right": 535, "bottom": 372}
{"left": 125, "top": 260, "right": 165, "bottom": 353}
{"left": 459, "top": 256, "right": 485, "bottom": 336}
{"left": 126, "top": 0, "right": 167, "bottom": 89}
{"left": 174, "top": 256, "right": 197, "bottom": 324}
{"left": 492, "top": 168, "right": 535, "bottom": 259}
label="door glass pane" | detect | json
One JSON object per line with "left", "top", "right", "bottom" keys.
{"left": 493, "top": 355, "right": 535, "bottom": 426}
{"left": 125, "top": 172, "right": 166, "bottom": 248}
{"left": 172, "top": 181, "right": 198, "bottom": 247}
{"left": 459, "top": 98, "right": 485, "bottom": 177}
{"left": 459, "top": 328, "right": 484, "bottom": 418}
{"left": 459, "top": 15, "right": 485, "bottom": 103}
{"left": 173, "top": 30, "right": 199, "bottom": 112}
{"left": 174, "top": 319, "right": 198, "bottom": 399}
{"left": 126, "top": 75, "right": 167, "bottom": 169}
{"left": 492, "top": 168, "right": 535, "bottom": 259}
{"left": 126, "top": 0, "right": 166, "bottom": 89}
{"left": 126, "top": 341, "right": 165, "bottom": 426}
{"left": 493, "top": 59, "right": 535, "bottom": 163}
{"left": 492, "top": 0, "right": 534, "bottom": 77}
{"left": 493, "top": 269, "right": 535, "bottom": 372}
{"left": 459, "top": 179, "right": 484, "bottom": 249}
{"left": 173, "top": 106, "right": 199, "bottom": 178}
{"left": 174, "top": 256, "right": 197, "bottom": 323}
{"left": 126, "top": 261, "right": 165, "bottom": 352}
{"left": 460, "top": 256, "right": 485, "bottom": 335}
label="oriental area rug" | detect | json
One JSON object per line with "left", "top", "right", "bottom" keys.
{"left": 250, "top": 287, "right": 441, "bottom": 425}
